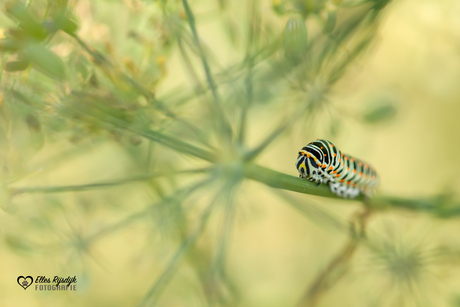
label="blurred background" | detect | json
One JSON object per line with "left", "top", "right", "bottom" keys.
{"left": 0, "top": 0, "right": 460, "bottom": 306}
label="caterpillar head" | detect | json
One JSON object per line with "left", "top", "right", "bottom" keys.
{"left": 296, "top": 146, "right": 323, "bottom": 180}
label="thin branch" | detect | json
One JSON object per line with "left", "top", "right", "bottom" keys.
{"left": 273, "top": 189, "right": 348, "bottom": 232}
{"left": 244, "top": 104, "right": 313, "bottom": 161}
{"left": 181, "top": 0, "right": 233, "bottom": 143}
{"left": 181, "top": 0, "right": 221, "bottom": 108}
{"left": 139, "top": 189, "right": 220, "bottom": 307}
{"left": 244, "top": 164, "right": 356, "bottom": 200}
{"left": 85, "top": 177, "right": 213, "bottom": 245}
{"left": 11, "top": 149, "right": 460, "bottom": 218}
{"left": 296, "top": 206, "right": 372, "bottom": 307}
{"left": 68, "top": 33, "right": 212, "bottom": 150}
{"left": 9, "top": 168, "right": 209, "bottom": 195}
{"left": 27, "top": 178, "right": 213, "bottom": 253}
{"left": 64, "top": 102, "right": 217, "bottom": 162}
{"left": 177, "top": 36, "right": 212, "bottom": 109}
{"left": 245, "top": 164, "right": 460, "bottom": 217}
{"left": 208, "top": 185, "right": 239, "bottom": 305}
{"left": 0, "top": 53, "right": 9, "bottom": 84}
{"left": 237, "top": 0, "right": 261, "bottom": 147}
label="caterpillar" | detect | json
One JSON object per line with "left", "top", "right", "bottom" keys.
{"left": 295, "top": 139, "right": 379, "bottom": 198}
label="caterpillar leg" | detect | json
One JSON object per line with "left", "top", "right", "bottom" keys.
{"left": 344, "top": 186, "right": 360, "bottom": 199}
{"left": 298, "top": 169, "right": 325, "bottom": 187}
{"left": 305, "top": 171, "right": 323, "bottom": 186}
{"left": 308, "top": 177, "right": 322, "bottom": 186}
{"left": 329, "top": 182, "right": 360, "bottom": 198}
{"left": 329, "top": 182, "right": 343, "bottom": 196}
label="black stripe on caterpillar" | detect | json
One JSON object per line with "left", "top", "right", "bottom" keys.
{"left": 296, "top": 139, "right": 379, "bottom": 198}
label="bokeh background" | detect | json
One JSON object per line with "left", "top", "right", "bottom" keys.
{"left": 1, "top": 0, "right": 460, "bottom": 306}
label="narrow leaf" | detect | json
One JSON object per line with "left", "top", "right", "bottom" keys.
{"left": 4, "top": 59, "right": 30, "bottom": 71}
{"left": 284, "top": 16, "right": 308, "bottom": 63}
{"left": 23, "top": 43, "right": 66, "bottom": 79}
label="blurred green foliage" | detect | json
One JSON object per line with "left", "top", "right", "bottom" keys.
{"left": 0, "top": 0, "right": 459, "bottom": 307}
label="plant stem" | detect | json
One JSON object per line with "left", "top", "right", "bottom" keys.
{"left": 244, "top": 164, "right": 360, "bottom": 200}
{"left": 181, "top": 0, "right": 233, "bottom": 144}
{"left": 245, "top": 164, "right": 460, "bottom": 217}
{"left": 10, "top": 168, "right": 209, "bottom": 195}
{"left": 139, "top": 189, "right": 220, "bottom": 307}
{"left": 69, "top": 34, "right": 211, "bottom": 149}
{"left": 296, "top": 206, "right": 372, "bottom": 307}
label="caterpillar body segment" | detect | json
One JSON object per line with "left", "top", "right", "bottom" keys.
{"left": 296, "top": 139, "right": 379, "bottom": 198}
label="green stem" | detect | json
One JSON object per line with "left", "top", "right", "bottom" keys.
{"left": 245, "top": 164, "right": 460, "bottom": 217}
{"left": 139, "top": 189, "right": 220, "bottom": 307}
{"left": 244, "top": 163, "right": 358, "bottom": 200}
{"left": 237, "top": 0, "right": 260, "bottom": 147}
{"left": 0, "top": 53, "right": 9, "bottom": 84}
{"left": 67, "top": 104, "right": 217, "bottom": 162}
{"left": 297, "top": 207, "right": 372, "bottom": 307}
{"left": 10, "top": 169, "right": 209, "bottom": 195}
{"left": 181, "top": 0, "right": 233, "bottom": 143}
{"left": 85, "top": 178, "right": 212, "bottom": 244}
{"left": 69, "top": 33, "right": 211, "bottom": 149}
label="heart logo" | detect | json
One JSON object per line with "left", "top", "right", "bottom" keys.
{"left": 17, "top": 276, "right": 33, "bottom": 290}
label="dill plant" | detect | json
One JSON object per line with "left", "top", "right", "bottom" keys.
{"left": 0, "top": 0, "right": 459, "bottom": 307}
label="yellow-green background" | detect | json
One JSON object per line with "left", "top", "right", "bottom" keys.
{"left": 1, "top": 0, "right": 460, "bottom": 306}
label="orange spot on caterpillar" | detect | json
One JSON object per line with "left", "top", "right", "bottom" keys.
{"left": 329, "top": 166, "right": 333, "bottom": 171}
{"left": 353, "top": 170, "right": 356, "bottom": 173}
{"left": 334, "top": 153, "right": 337, "bottom": 157}
{"left": 324, "top": 154, "right": 326, "bottom": 156}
